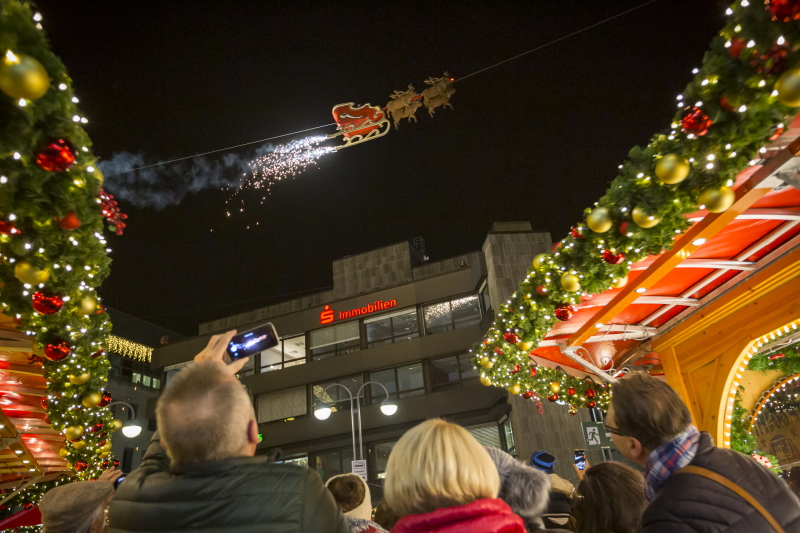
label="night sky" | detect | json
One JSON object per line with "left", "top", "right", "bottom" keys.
{"left": 34, "top": 0, "right": 724, "bottom": 335}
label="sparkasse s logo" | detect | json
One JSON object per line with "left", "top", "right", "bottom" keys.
{"left": 320, "top": 305, "right": 335, "bottom": 324}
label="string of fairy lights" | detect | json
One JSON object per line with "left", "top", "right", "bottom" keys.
{"left": 106, "top": 335, "right": 153, "bottom": 363}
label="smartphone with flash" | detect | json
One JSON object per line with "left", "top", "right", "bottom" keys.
{"left": 574, "top": 449, "right": 587, "bottom": 470}
{"left": 227, "top": 323, "right": 279, "bottom": 361}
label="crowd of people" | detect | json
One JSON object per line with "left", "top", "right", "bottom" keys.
{"left": 36, "top": 331, "right": 800, "bottom": 532}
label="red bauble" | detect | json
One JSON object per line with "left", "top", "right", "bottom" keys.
{"left": 510, "top": 365, "right": 521, "bottom": 374}
{"left": 719, "top": 95, "right": 735, "bottom": 112}
{"left": 44, "top": 339, "right": 71, "bottom": 361}
{"left": 602, "top": 250, "right": 626, "bottom": 265}
{"left": 97, "top": 440, "right": 107, "bottom": 448}
{"left": 536, "top": 285, "right": 548, "bottom": 296}
{"left": 35, "top": 139, "right": 76, "bottom": 172}
{"left": 91, "top": 348, "right": 105, "bottom": 358}
{"left": 97, "top": 432, "right": 107, "bottom": 440}
{"left": 113, "top": 459, "right": 120, "bottom": 467}
{"left": 586, "top": 388, "right": 597, "bottom": 398}
{"left": 0, "top": 221, "right": 17, "bottom": 235}
{"left": 768, "top": 0, "right": 800, "bottom": 22}
{"left": 23, "top": 502, "right": 33, "bottom": 510}
{"left": 728, "top": 38, "right": 746, "bottom": 59}
{"left": 493, "top": 346, "right": 504, "bottom": 356}
{"left": 74, "top": 460, "right": 88, "bottom": 472}
{"left": 40, "top": 397, "right": 47, "bottom": 409}
{"left": 503, "top": 332, "right": 520, "bottom": 345}
{"left": 551, "top": 242, "right": 560, "bottom": 253}
{"left": 570, "top": 226, "right": 585, "bottom": 240}
{"left": 681, "top": 107, "right": 712, "bottom": 136}
{"left": 749, "top": 45, "right": 789, "bottom": 75}
{"left": 530, "top": 367, "right": 537, "bottom": 377}
{"left": 98, "top": 189, "right": 128, "bottom": 235}
{"left": 57, "top": 212, "right": 81, "bottom": 230}
{"left": 547, "top": 394, "right": 559, "bottom": 402}
{"left": 586, "top": 401, "right": 597, "bottom": 408}
{"left": 98, "top": 390, "right": 112, "bottom": 407}
{"left": 32, "top": 292, "right": 63, "bottom": 315}
{"left": 770, "top": 125, "right": 786, "bottom": 142}
{"left": 769, "top": 353, "right": 786, "bottom": 360}
{"left": 567, "top": 387, "right": 576, "bottom": 395}
{"left": 619, "top": 221, "right": 630, "bottom": 236}
{"left": 522, "top": 391, "right": 534, "bottom": 399}
{"left": 482, "top": 338, "right": 490, "bottom": 345}
{"left": 554, "top": 304, "right": 577, "bottom": 322}
{"left": 100, "top": 461, "right": 109, "bottom": 469}
{"left": 91, "top": 423, "right": 104, "bottom": 433}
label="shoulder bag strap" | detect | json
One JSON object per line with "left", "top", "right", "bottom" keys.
{"left": 675, "top": 465, "right": 785, "bottom": 533}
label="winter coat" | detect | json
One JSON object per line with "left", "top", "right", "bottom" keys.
{"left": 643, "top": 431, "right": 800, "bottom": 533}
{"left": 107, "top": 432, "right": 349, "bottom": 533}
{"left": 391, "top": 498, "right": 526, "bottom": 533}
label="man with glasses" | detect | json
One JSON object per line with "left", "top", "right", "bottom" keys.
{"left": 606, "top": 373, "right": 800, "bottom": 532}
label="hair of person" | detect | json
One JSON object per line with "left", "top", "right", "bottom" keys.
{"left": 156, "top": 361, "right": 254, "bottom": 466}
{"left": 572, "top": 461, "right": 647, "bottom": 533}
{"left": 327, "top": 473, "right": 366, "bottom": 512}
{"left": 42, "top": 503, "right": 104, "bottom": 533}
{"left": 374, "top": 500, "right": 400, "bottom": 530}
{"left": 384, "top": 418, "right": 500, "bottom": 517}
{"left": 611, "top": 373, "right": 692, "bottom": 450}
{"left": 502, "top": 462, "right": 551, "bottom": 521}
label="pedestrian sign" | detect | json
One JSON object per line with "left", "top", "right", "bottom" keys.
{"left": 581, "top": 421, "right": 615, "bottom": 449}
{"left": 351, "top": 460, "right": 368, "bottom": 481}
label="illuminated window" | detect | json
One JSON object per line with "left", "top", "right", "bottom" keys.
{"left": 132, "top": 372, "right": 141, "bottom": 384}
{"left": 312, "top": 374, "right": 363, "bottom": 412}
{"left": 365, "top": 307, "right": 419, "bottom": 347}
{"left": 259, "top": 335, "right": 307, "bottom": 373}
{"left": 142, "top": 375, "right": 151, "bottom": 387}
{"left": 309, "top": 322, "right": 360, "bottom": 361}
{"left": 423, "top": 296, "right": 481, "bottom": 334}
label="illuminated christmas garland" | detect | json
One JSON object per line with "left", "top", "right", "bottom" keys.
{"left": 474, "top": 0, "right": 800, "bottom": 411}
{"left": 107, "top": 335, "right": 153, "bottom": 362}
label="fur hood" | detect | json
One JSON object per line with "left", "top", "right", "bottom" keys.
{"left": 325, "top": 473, "right": 373, "bottom": 521}
{"left": 502, "top": 462, "right": 552, "bottom": 521}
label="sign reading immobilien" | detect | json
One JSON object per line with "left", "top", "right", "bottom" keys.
{"left": 320, "top": 300, "right": 398, "bottom": 324}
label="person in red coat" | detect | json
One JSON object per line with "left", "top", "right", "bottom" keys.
{"left": 384, "top": 419, "right": 526, "bottom": 533}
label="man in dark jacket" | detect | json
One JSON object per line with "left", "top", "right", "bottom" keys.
{"left": 108, "top": 331, "right": 348, "bottom": 533}
{"left": 606, "top": 373, "right": 800, "bottom": 533}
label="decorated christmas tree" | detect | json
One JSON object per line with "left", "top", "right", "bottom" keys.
{"left": 0, "top": 0, "right": 124, "bottom": 498}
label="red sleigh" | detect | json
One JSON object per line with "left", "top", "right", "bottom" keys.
{"left": 327, "top": 102, "right": 391, "bottom": 150}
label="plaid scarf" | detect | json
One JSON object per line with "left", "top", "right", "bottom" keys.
{"left": 643, "top": 425, "right": 700, "bottom": 501}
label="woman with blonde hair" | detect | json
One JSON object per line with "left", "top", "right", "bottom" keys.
{"left": 385, "top": 419, "right": 526, "bottom": 533}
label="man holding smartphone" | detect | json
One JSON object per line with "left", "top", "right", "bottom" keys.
{"left": 108, "top": 330, "right": 349, "bottom": 533}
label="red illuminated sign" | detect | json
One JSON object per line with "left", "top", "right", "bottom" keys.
{"left": 319, "top": 300, "right": 398, "bottom": 324}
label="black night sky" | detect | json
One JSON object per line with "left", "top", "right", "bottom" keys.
{"left": 34, "top": 0, "right": 723, "bottom": 335}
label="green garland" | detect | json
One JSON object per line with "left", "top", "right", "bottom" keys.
{"left": 0, "top": 0, "right": 117, "bottom": 480}
{"left": 474, "top": 0, "right": 800, "bottom": 409}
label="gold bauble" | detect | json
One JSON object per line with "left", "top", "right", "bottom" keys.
{"left": 81, "top": 392, "right": 102, "bottom": 408}
{"left": 57, "top": 446, "right": 69, "bottom": 458}
{"left": 68, "top": 372, "right": 91, "bottom": 385}
{"left": 78, "top": 295, "right": 97, "bottom": 316}
{"left": 517, "top": 341, "right": 534, "bottom": 351}
{"left": 99, "top": 451, "right": 111, "bottom": 458}
{"left": 14, "top": 262, "right": 50, "bottom": 285}
{"left": 776, "top": 67, "right": 800, "bottom": 107}
{"left": 508, "top": 384, "right": 521, "bottom": 395}
{"left": 586, "top": 207, "right": 613, "bottom": 233}
{"left": 698, "top": 186, "right": 735, "bottom": 213}
{"left": 611, "top": 275, "right": 629, "bottom": 289}
{"left": 550, "top": 381, "right": 561, "bottom": 394}
{"left": 101, "top": 442, "right": 113, "bottom": 452}
{"left": 480, "top": 375, "right": 493, "bottom": 387}
{"left": 655, "top": 154, "right": 690, "bottom": 184}
{"left": 111, "top": 419, "right": 123, "bottom": 432}
{"left": 72, "top": 441, "right": 86, "bottom": 450}
{"left": 560, "top": 273, "right": 581, "bottom": 293}
{"left": 480, "top": 356, "right": 494, "bottom": 369}
{"left": 64, "top": 425, "right": 84, "bottom": 440}
{"left": 532, "top": 253, "right": 547, "bottom": 270}
{"left": 632, "top": 206, "right": 660, "bottom": 228}
{"left": 0, "top": 51, "right": 50, "bottom": 100}
{"left": 93, "top": 168, "right": 105, "bottom": 185}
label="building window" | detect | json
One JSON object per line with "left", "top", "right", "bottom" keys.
{"left": 423, "top": 295, "right": 481, "bottom": 334}
{"left": 257, "top": 386, "right": 307, "bottom": 424}
{"left": 260, "top": 335, "right": 307, "bottom": 373}
{"left": 312, "top": 374, "right": 363, "bottom": 412}
{"left": 309, "top": 322, "right": 360, "bottom": 361}
{"left": 148, "top": 419, "right": 157, "bottom": 432}
{"left": 369, "top": 362, "right": 424, "bottom": 403}
{"left": 118, "top": 356, "right": 161, "bottom": 388}
{"left": 313, "top": 447, "right": 355, "bottom": 483}
{"left": 464, "top": 422, "right": 502, "bottom": 449}
{"left": 479, "top": 280, "right": 492, "bottom": 313}
{"left": 374, "top": 441, "right": 396, "bottom": 479}
{"left": 122, "top": 448, "right": 134, "bottom": 473}
{"left": 365, "top": 307, "right": 419, "bottom": 347}
{"left": 276, "top": 454, "right": 308, "bottom": 468}
{"left": 499, "top": 415, "right": 516, "bottom": 457}
{"left": 429, "top": 353, "right": 479, "bottom": 391}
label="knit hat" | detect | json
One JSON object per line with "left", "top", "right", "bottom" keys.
{"left": 485, "top": 447, "right": 516, "bottom": 487}
{"left": 39, "top": 481, "right": 113, "bottom": 533}
{"left": 326, "top": 473, "right": 373, "bottom": 521}
{"left": 530, "top": 451, "right": 556, "bottom": 474}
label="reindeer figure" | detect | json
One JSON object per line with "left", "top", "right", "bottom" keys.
{"left": 385, "top": 85, "right": 422, "bottom": 128}
{"left": 422, "top": 73, "right": 455, "bottom": 117}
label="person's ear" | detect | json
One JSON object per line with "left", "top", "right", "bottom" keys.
{"left": 247, "top": 419, "right": 259, "bottom": 445}
{"left": 626, "top": 436, "right": 648, "bottom": 462}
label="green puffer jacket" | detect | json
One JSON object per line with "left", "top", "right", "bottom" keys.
{"left": 108, "top": 434, "right": 349, "bottom": 533}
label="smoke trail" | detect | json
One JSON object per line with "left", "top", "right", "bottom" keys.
{"left": 99, "top": 142, "right": 276, "bottom": 210}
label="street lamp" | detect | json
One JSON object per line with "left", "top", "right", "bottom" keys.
{"left": 313, "top": 381, "right": 397, "bottom": 461}
{"left": 108, "top": 401, "right": 142, "bottom": 438}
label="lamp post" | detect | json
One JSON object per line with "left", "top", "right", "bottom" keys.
{"left": 313, "top": 381, "right": 397, "bottom": 461}
{"left": 107, "top": 401, "right": 142, "bottom": 438}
